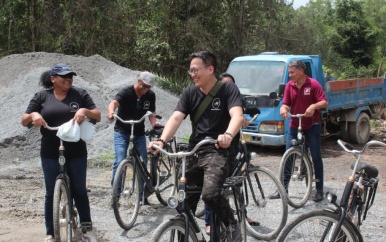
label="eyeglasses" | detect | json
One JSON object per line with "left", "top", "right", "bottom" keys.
{"left": 137, "top": 98, "right": 141, "bottom": 110}
{"left": 187, "top": 66, "right": 207, "bottom": 75}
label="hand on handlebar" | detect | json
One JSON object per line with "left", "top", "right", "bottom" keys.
{"left": 216, "top": 133, "right": 232, "bottom": 149}
{"left": 148, "top": 140, "right": 164, "bottom": 155}
{"left": 30, "top": 112, "right": 47, "bottom": 128}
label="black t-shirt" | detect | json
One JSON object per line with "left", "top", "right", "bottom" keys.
{"left": 25, "top": 86, "right": 97, "bottom": 159}
{"left": 175, "top": 81, "right": 242, "bottom": 146}
{"left": 113, "top": 85, "right": 156, "bottom": 135}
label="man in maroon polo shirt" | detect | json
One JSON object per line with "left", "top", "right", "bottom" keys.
{"left": 280, "top": 59, "right": 328, "bottom": 202}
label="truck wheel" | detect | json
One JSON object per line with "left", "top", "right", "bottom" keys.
{"left": 348, "top": 112, "right": 370, "bottom": 144}
{"left": 339, "top": 122, "right": 351, "bottom": 142}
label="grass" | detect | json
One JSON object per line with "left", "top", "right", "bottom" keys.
{"left": 156, "top": 74, "right": 191, "bottom": 96}
{"left": 89, "top": 151, "right": 115, "bottom": 168}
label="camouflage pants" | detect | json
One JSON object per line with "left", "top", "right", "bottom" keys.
{"left": 185, "top": 146, "right": 236, "bottom": 226}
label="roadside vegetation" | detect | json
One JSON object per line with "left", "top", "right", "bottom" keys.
{"left": 1, "top": 0, "right": 386, "bottom": 93}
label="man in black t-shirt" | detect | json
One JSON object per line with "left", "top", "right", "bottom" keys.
{"left": 148, "top": 51, "right": 244, "bottom": 242}
{"left": 108, "top": 71, "right": 158, "bottom": 205}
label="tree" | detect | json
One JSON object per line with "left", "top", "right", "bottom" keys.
{"left": 331, "top": 0, "right": 377, "bottom": 68}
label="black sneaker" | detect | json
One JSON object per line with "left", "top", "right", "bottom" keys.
{"left": 312, "top": 190, "right": 324, "bottom": 202}
{"left": 81, "top": 222, "right": 93, "bottom": 232}
{"left": 140, "top": 198, "right": 150, "bottom": 206}
{"left": 225, "top": 223, "right": 242, "bottom": 242}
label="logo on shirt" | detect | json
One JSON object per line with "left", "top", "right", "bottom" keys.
{"left": 304, "top": 87, "right": 311, "bottom": 95}
{"left": 211, "top": 98, "right": 221, "bottom": 110}
{"left": 69, "top": 102, "right": 80, "bottom": 112}
{"left": 143, "top": 101, "right": 150, "bottom": 110}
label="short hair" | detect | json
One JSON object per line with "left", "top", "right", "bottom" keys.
{"left": 289, "top": 60, "right": 306, "bottom": 71}
{"left": 190, "top": 51, "right": 218, "bottom": 72}
{"left": 219, "top": 72, "right": 235, "bottom": 83}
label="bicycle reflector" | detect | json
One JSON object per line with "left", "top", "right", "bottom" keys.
{"left": 250, "top": 152, "right": 257, "bottom": 160}
{"left": 167, "top": 196, "right": 178, "bottom": 208}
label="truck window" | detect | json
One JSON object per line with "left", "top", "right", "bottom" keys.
{"left": 304, "top": 62, "right": 312, "bottom": 78}
{"left": 227, "top": 61, "right": 285, "bottom": 96}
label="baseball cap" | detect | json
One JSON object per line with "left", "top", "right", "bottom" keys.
{"left": 49, "top": 63, "right": 77, "bottom": 76}
{"left": 139, "top": 71, "right": 155, "bottom": 87}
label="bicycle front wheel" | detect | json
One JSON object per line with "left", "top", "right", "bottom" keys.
{"left": 151, "top": 218, "right": 199, "bottom": 242}
{"left": 243, "top": 166, "right": 288, "bottom": 240}
{"left": 279, "top": 147, "right": 312, "bottom": 208}
{"left": 53, "top": 179, "right": 73, "bottom": 241}
{"left": 277, "top": 210, "right": 361, "bottom": 242}
{"left": 155, "top": 144, "right": 178, "bottom": 206}
{"left": 112, "top": 158, "right": 140, "bottom": 230}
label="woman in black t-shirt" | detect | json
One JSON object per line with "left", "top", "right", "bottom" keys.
{"left": 21, "top": 63, "right": 101, "bottom": 241}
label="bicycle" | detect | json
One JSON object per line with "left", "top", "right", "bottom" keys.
{"left": 193, "top": 111, "right": 288, "bottom": 240}
{"left": 111, "top": 111, "right": 178, "bottom": 230}
{"left": 150, "top": 138, "right": 247, "bottom": 242}
{"left": 278, "top": 113, "right": 314, "bottom": 208}
{"left": 45, "top": 124, "right": 93, "bottom": 242}
{"left": 145, "top": 123, "right": 178, "bottom": 206}
{"left": 277, "top": 139, "right": 385, "bottom": 242}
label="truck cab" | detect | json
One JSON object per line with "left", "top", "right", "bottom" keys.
{"left": 226, "top": 53, "right": 326, "bottom": 146}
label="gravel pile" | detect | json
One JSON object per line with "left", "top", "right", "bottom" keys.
{"left": 0, "top": 52, "right": 191, "bottom": 163}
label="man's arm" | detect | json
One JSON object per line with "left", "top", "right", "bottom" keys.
{"left": 217, "top": 106, "right": 243, "bottom": 149}
{"left": 107, "top": 100, "right": 119, "bottom": 120}
{"left": 148, "top": 111, "right": 185, "bottom": 153}
{"left": 280, "top": 104, "right": 290, "bottom": 119}
{"left": 305, "top": 100, "right": 328, "bottom": 117}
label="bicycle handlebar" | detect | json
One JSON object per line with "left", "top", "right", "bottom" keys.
{"left": 113, "top": 111, "right": 158, "bottom": 124}
{"left": 151, "top": 138, "right": 217, "bottom": 158}
{"left": 337, "top": 139, "right": 386, "bottom": 155}
{"left": 287, "top": 113, "right": 306, "bottom": 118}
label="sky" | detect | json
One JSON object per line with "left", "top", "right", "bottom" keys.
{"left": 292, "top": 0, "right": 309, "bottom": 9}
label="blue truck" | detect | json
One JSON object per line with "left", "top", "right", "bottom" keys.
{"left": 226, "top": 52, "right": 386, "bottom": 146}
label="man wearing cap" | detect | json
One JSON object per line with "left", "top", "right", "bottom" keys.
{"left": 107, "top": 71, "right": 158, "bottom": 205}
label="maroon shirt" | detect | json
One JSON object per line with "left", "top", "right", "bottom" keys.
{"left": 283, "top": 76, "right": 326, "bottom": 130}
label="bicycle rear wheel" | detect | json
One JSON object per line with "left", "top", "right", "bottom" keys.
{"left": 243, "top": 166, "right": 288, "bottom": 240}
{"left": 53, "top": 179, "right": 73, "bottom": 241}
{"left": 155, "top": 144, "right": 178, "bottom": 206}
{"left": 225, "top": 186, "right": 247, "bottom": 242}
{"left": 151, "top": 218, "right": 199, "bottom": 242}
{"left": 279, "top": 147, "right": 312, "bottom": 208}
{"left": 277, "top": 210, "right": 361, "bottom": 242}
{"left": 112, "top": 158, "right": 140, "bottom": 230}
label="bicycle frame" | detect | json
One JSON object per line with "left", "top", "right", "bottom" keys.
{"left": 152, "top": 138, "right": 233, "bottom": 242}
{"left": 114, "top": 111, "right": 171, "bottom": 201}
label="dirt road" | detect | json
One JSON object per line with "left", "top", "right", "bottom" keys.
{"left": 1, "top": 135, "right": 386, "bottom": 242}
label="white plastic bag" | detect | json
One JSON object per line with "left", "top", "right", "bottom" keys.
{"left": 80, "top": 121, "right": 95, "bottom": 142}
{"left": 56, "top": 120, "right": 80, "bottom": 142}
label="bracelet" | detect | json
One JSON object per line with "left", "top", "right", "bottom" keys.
{"left": 224, "top": 132, "right": 233, "bottom": 139}
{"left": 157, "top": 138, "right": 166, "bottom": 146}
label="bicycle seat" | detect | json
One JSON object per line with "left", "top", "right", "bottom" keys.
{"left": 351, "top": 161, "right": 378, "bottom": 179}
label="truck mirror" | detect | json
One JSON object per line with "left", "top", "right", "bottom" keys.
{"left": 269, "top": 92, "right": 277, "bottom": 99}
{"left": 278, "top": 84, "right": 286, "bottom": 98}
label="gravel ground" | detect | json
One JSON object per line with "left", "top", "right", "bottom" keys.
{"left": 1, "top": 53, "right": 385, "bottom": 242}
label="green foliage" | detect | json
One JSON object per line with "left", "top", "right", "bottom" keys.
{"left": 1, "top": 0, "right": 386, "bottom": 81}
{"left": 331, "top": 0, "right": 378, "bottom": 68}
{"left": 156, "top": 74, "right": 192, "bottom": 96}
{"left": 91, "top": 151, "right": 115, "bottom": 168}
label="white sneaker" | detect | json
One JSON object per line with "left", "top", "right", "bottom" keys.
{"left": 44, "top": 235, "right": 54, "bottom": 242}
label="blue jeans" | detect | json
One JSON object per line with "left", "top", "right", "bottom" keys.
{"left": 111, "top": 131, "right": 148, "bottom": 195}
{"left": 285, "top": 124, "right": 324, "bottom": 191}
{"left": 41, "top": 156, "right": 91, "bottom": 236}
